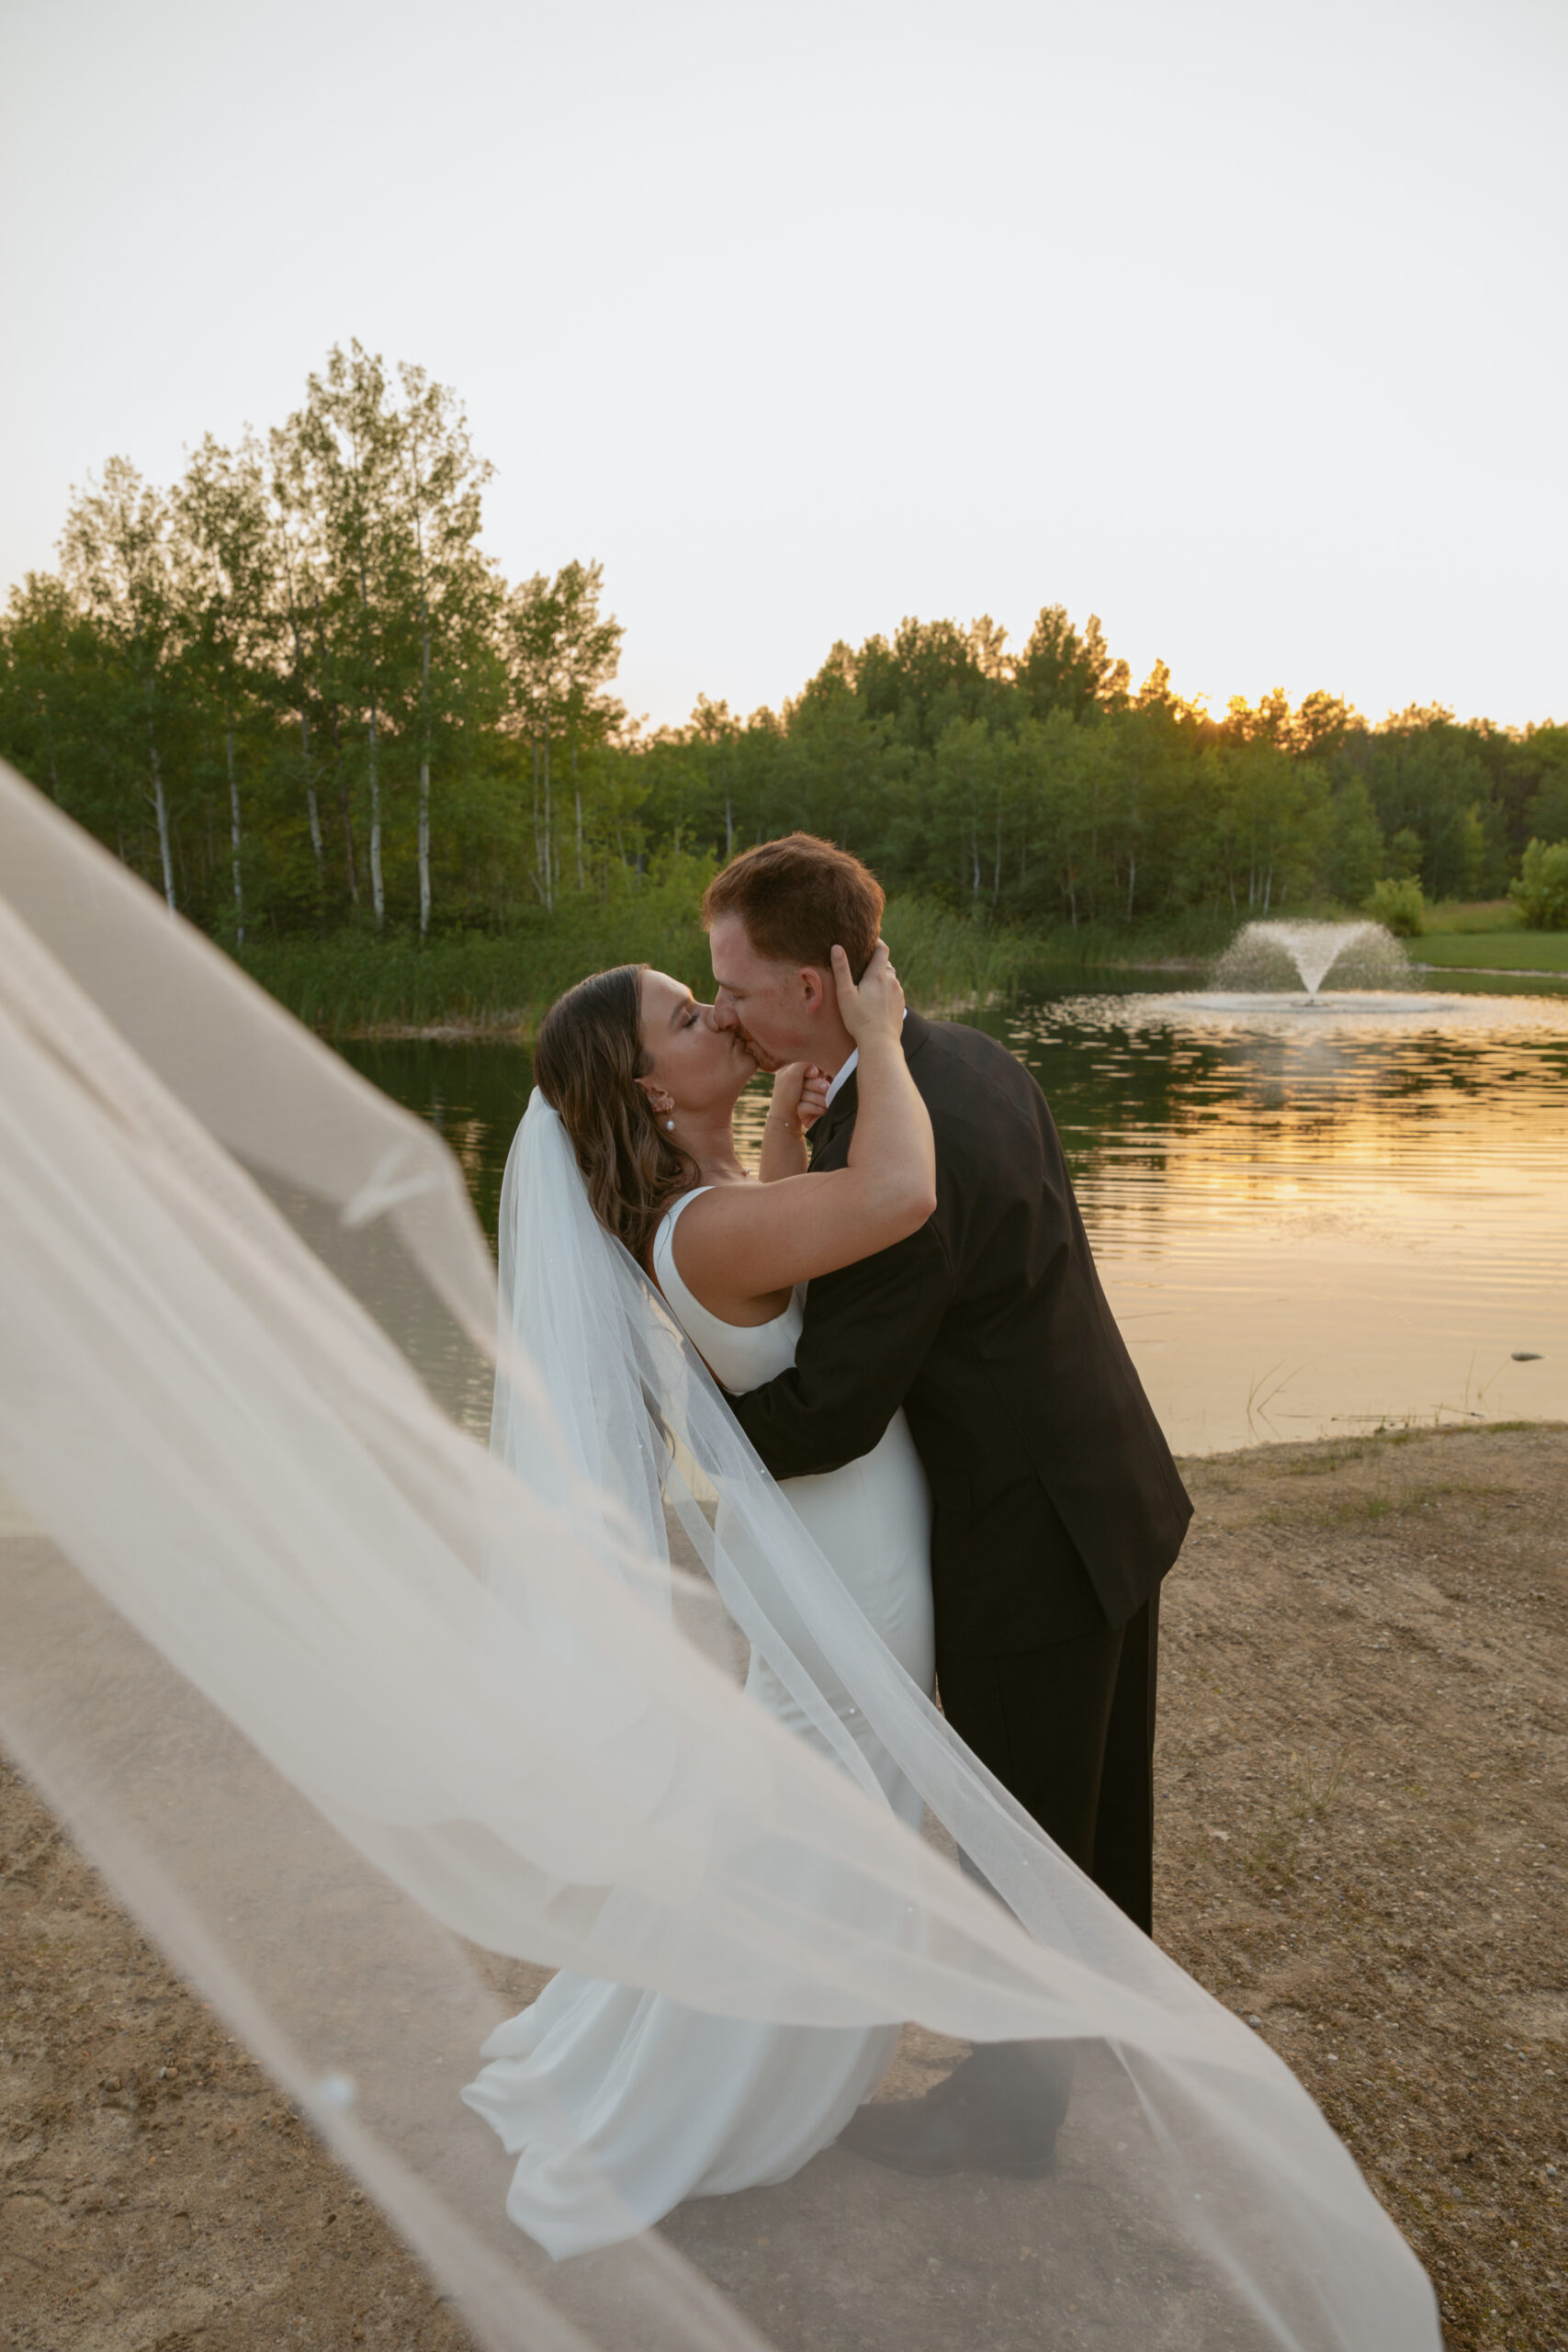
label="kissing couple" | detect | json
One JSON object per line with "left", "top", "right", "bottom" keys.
{"left": 465, "top": 830, "right": 1192, "bottom": 2259}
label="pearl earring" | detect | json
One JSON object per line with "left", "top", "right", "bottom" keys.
{"left": 665, "top": 1117, "right": 675, "bottom": 1130}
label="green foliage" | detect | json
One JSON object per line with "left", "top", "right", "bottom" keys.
{"left": 3, "top": 343, "right": 1564, "bottom": 990}
{"left": 239, "top": 858, "right": 719, "bottom": 1035}
{"left": 878, "top": 898, "right": 1032, "bottom": 1010}
{"left": 1521, "top": 729, "right": 1568, "bottom": 848}
{"left": 1507, "top": 839, "right": 1568, "bottom": 932}
{"left": 235, "top": 868, "right": 1033, "bottom": 1035}
{"left": 1322, "top": 775, "right": 1384, "bottom": 906}
{"left": 1335, "top": 711, "right": 1508, "bottom": 900}
{"left": 1363, "top": 876, "right": 1426, "bottom": 937}
{"left": 1384, "top": 827, "right": 1424, "bottom": 881}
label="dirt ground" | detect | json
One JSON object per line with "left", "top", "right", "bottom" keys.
{"left": 3, "top": 1424, "right": 1564, "bottom": 2352}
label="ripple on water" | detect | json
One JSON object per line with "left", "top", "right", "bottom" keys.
{"left": 998, "top": 988, "right": 1568, "bottom": 1452}
{"left": 343, "top": 986, "right": 1568, "bottom": 1456}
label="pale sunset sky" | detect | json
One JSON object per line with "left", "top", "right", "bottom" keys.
{"left": 1, "top": 0, "right": 1563, "bottom": 731}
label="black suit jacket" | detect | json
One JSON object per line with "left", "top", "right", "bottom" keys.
{"left": 729, "top": 1012, "right": 1191, "bottom": 1658}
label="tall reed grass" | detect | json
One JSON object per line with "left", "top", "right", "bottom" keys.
{"left": 1012, "top": 908, "right": 1248, "bottom": 967}
{"left": 236, "top": 885, "right": 1037, "bottom": 1036}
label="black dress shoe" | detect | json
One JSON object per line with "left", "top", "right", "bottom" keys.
{"left": 839, "top": 2064, "right": 1059, "bottom": 2179}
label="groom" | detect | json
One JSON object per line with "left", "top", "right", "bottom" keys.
{"left": 705, "top": 832, "right": 1191, "bottom": 2177}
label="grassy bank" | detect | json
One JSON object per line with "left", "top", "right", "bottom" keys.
{"left": 1412, "top": 897, "right": 1567, "bottom": 974}
{"left": 234, "top": 898, "right": 1251, "bottom": 1036}
{"left": 230, "top": 894, "right": 1568, "bottom": 1035}
{"left": 236, "top": 889, "right": 1036, "bottom": 1036}
{"left": 1417, "top": 931, "right": 1568, "bottom": 974}
{"left": 1010, "top": 907, "right": 1241, "bottom": 972}
{"left": 1422, "top": 899, "right": 1523, "bottom": 934}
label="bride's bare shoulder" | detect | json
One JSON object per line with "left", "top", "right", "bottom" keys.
{"left": 664, "top": 1176, "right": 796, "bottom": 1321}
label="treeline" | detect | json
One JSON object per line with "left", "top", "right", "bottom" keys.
{"left": 4, "top": 342, "right": 1566, "bottom": 948}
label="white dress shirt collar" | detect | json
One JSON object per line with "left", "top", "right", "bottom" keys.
{"left": 824, "top": 1050, "right": 858, "bottom": 1110}
{"left": 823, "top": 1010, "right": 906, "bottom": 1110}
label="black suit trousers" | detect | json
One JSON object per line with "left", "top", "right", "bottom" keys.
{"left": 935, "top": 1589, "right": 1159, "bottom": 1937}
{"left": 935, "top": 1593, "right": 1159, "bottom": 2134}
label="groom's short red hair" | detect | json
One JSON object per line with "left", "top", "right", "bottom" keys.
{"left": 702, "top": 833, "right": 885, "bottom": 980}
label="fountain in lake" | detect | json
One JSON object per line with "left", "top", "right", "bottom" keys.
{"left": 1209, "top": 919, "right": 1412, "bottom": 999}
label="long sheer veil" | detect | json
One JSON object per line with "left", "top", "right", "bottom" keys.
{"left": 0, "top": 761, "right": 1438, "bottom": 2351}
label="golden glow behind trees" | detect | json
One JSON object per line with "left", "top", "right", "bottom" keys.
{"left": 3, "top": 346, "right": 1564, "bottom": 944}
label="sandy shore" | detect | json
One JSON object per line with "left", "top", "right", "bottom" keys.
{"left": 3, "top": 1424, "right": 1565, "bottom": 2350}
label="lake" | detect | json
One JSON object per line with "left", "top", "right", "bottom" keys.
{"left": 338, "top": 970, "right": 1568, "bottom": 1456}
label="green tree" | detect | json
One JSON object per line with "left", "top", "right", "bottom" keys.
{"left": 1365, "top": 876, "right": 1426, "bottom": 936}
{"left": 1509, "top": 839, "right": 1568, "bottom": 930}
{"left": 59, "top": 458, "right": 180, "bottom": 909}
{"left": 391, "top": 360, "right": 499, "bottom": 934}
{"left": 0, "top": 572, "right": 95, "bottom": 812}
{"left": 1343, "top": 709, "right": 1505, "bottom": 899}
{"left": 1323, "top": 775, "right": 1384, "bottom": 906}
{"left": 1520, "top": 727, "right": 1568, "bottom": 849}
{"left": 267, "top": 412, "right": 339, "bottom": 903}
{"left": 289, "top": 345, "right": 409, "bottom": 928}
{"left": 501, "top": 560, "right": 625, "bottom": 907}
{"left": 1014, "top": 605, "right": 1130, "bottom": 721}
{"left": 172, "top": 434, "right": 276, "bottom": 942}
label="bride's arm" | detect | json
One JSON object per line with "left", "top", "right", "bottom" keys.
{"left": 759, "top": 1065, "right": 829, "bottom": 1183}
{"left": 672, "top": 947, "right": 936, "bottom": 1316}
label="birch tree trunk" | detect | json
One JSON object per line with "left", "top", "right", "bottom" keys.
{"left": 300, "top": 710, "right": 324, "bottom": 876}
{"left": 334, "top": 717, "right": 360, "bottom": 908}
{"left": 531, "top": 740, "right": 544, "bottom": 903}
{"left": 150, "top": 734, "right": 175, "bottom": 911}
{"left": 413, "top": 513, "right": 434, "bottom": 933}
{"left": 355, "top": 547, "right": 385, "bottom": 929}
{"left": 225, "top": 712, "right": 244, "bottom": 944}
{"left": 342, "top": 790, "right": 360, "bottom": 904}
{"left": 367, "top": 707, "right": 384, "bottom": 927}
{"left": 418, "top": 756, "right": 431, "bottom": 934}
{"left": 417, "top": 615, "right": 432, "bottom": 937}
{"left": 541, "top": 713, "right": 554, "bottom": 911}
{"left": 41, "top": 700, "right": 61, "bottom": 800}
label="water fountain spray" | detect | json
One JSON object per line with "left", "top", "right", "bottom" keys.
{"left": 1210, "top": 920, "right": 1413, "bottom": 999}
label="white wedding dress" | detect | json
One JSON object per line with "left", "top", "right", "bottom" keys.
{"left": 462, "top": 1185, "right": 935, "bottom": 2258}
{"left": 4, "top": 771, "right": 1445, "bottom": 2346}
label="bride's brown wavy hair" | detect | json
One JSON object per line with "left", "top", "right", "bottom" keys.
{"left": 533, "top": 964, "right": 698, "bottom": 1268}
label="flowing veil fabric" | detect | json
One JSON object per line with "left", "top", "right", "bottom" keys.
{"left": 0, "top": 763, "right": 1440, "bottom": 2351}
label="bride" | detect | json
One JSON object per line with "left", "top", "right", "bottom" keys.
{"left": 463, "top": 940, "right": 939, "bottom": 2257}
{"left": 0, "top": 762, "right": 1441, "bottom": 2347}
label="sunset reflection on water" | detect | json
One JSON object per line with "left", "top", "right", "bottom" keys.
{"left": 995, "top": 991, "right": 1568, "bottom": 1453}
{"left": 341, "top": 982, "right": 1568, "bottom": 1458}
